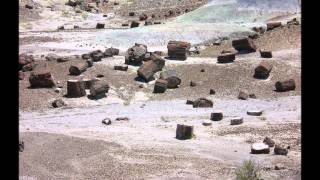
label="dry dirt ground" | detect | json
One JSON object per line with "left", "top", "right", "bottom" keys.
{"left": 19, "top": 2, "right": 301, "bottom": 179}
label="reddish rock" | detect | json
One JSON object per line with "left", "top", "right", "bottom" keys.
{"left": 275, "top": 79, "right": 296, "bottom": 92}
{"left": 232, "top": 38, "right": 256, "bottom": 53}
{"left": 254, "top": 61, "right": 273, "bottom": 79}
{"left": 267, "top": 22, "right": 282, "bottom": 31}
{"left": 29, "top": 71, "right": 55, "bottom": 88}
{"left": 167, "top": 41, "right": 191, "bottom": 60}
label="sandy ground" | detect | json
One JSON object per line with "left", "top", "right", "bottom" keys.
{"left": 20, "top": 95, "right": 300, "bottom": 180}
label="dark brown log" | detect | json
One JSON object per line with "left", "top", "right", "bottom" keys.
{"left": 82, "top": 78, "right": 99, "bottom": 89}
{"left": 254, "top": 61, "right": 273, "bottom": 79}
{"left": 176, "top": 124, "right": 193, "bottom": 140}
{"left": 232, "top": 38, "right": 256, "bottom": 53}
{"left": 193, "top": 98, "right": 213, "bottom": 108}
{"left": 153, "top": 79, "right": 167, "bottom": 93}
{"left": 275, "top": 79, "right": 296, "bottom": 92}
{"left": 90, "top": 81, "right": 109, "bottom": 97}
{"left": 260, "top": 50, "right": 272, "bottom": 58}
{"left": 29, "top": 71, "right": 55, "bottom": 88}
{"left": 96, "top": 23, "right": 105, "bottom": 29}
{"left": 137, "top": 55, "right": 165, "bottom": 82}
{"left": 167, "top": 41, "right": 191, "bottom": 60}
{"left": 114, "top": 65, "right": 128, "bottom": 71}
{"left": 130, "top": 21, "right": 139, "bottom": 28}
{"left": 69, "top": 62, "right": 88, "bottom": 75}
{"left": 217, "top": 53, "right": 235, "bottom": 63}
{"left": 267, "top": 22, "right": 282, "bottom": 31}
{"left": 67, "top": 80, "right": 86, "bottom": 97}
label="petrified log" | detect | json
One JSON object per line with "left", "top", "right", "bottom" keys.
{"left": 167, "top": 41, "right": 191, "bottom": 60}
{"left": 153, "top": 79, "right": 168, "bottom": 93}
{"left": 137, "top": 54, "right": 165, "bottom": 82}
{"left": 69, "top": 62, "right": 88, "bottom": 75}
{"left": 232, "top": 38, "right": 256, "bottom": 53}
{"left": 82, "top": 78, "right": 99, "bottom": 89}
{"left": 96, "top": 23, "right": 105, "bottom": 29}
{"left": 260, "top": 50, "right": 272, "bottom": 58}
{"left": 193, "top": 98, "right": 213, "bottom": 108}
{"left": 254, "top": 61, "right": 273, "bottom": 79}
{"left": 176, "top": 124, "right": 193, "bottom": 140}
{"left": 251, "top": 143, "right": 270, "bottom": 154}
{"left": 90, "top": 81, "right": 109, "bottom": 97}
{"left": 159, "top": 70, "right": 181, "bottom": 88}
{"left": 125, "top": 43, "right": 147, "bottom": 65}
{"left": 29, "top": 71, "right": 55, "bottom": 88}
{"left": 217, "top": 53, "right": 235, "bottom": 63}
{"left": 267, "top": 22, "right": 282, "bottom": 31}
{"left": 275, "top": 79, "right": 296, "bottom": 92}
{"left": 114, "top": 65, "right": 128, "bottom": 71}
{"left": 130, "top": 21, "right": 139, "bottom": 28}
{"left": 67, "top": 80, "right": 86, "bottom": 97}
{"left": 210, "top": 111, "right": 223, "bottom": 121}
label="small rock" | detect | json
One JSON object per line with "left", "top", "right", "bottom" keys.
{"left": 238, "top": 91, "right": 249, "bottom": 100}
{"left": 200, "top": 69, "right": 205, "bottom": 72}
{"left": 274, "top": 145, "right": 289, "bottom": 155}
{"left": 247, "top": 110, "right": 263, "bottom": 116}
{"left": 193, "top": 98, "right": 213, "bottom": 108}
{"left": 116, "top": 117, "right": 129, "bottom": 121}
{"left": 275, "top": 164, "right": 285, "bottom": 170}
{"left": 19, "top": 141, "right": 24, "bottom": 152}
{"left": 210, "top": 111, "right": 223, "bottom": 121}
{"left": 263, "top": 137, "right": 275, "bottom": 147}
{"left": 251, "top": 143, "right": 270, "bottom": 154}
{"left": 74, "top": 25, "right": 80, "bottom": 29}
{"left": 19, "top": 71, "right": 25, "bottom": 80}
{"left": 54, "top": 88, "right": 62, "bottom": 93}
{"left": 96, "top": 74, "right": 104, "bottom": 78}
{"left": 138, "top": 84, "right": 144, "bottom": 88}
{"left": 202, "top": 120, "right": 212, "bottom": 126}
{"left": 209, "top": 89, "right": 215, "bottom": 95}
{"left": 96, "top": 23, "right": 105, "bottom": 29}
{"left": 52, "top": 99, "right": 66, "bottom": 108}
{"left": 82, "top": 54, "right": 90, "bottom": 59}
{"left": 130, "top": 21, "right": 140, "bottom": 28}
{"left": 249, "top": 93, "right": 257, "bottom": 99}
{"left": 190, "top": 81, "right": 196, "bottom": 87}
{"left": 230, "top": 117, "right": 243, "bottom": 125}
{"left": 275, "top": 79, "right": 296, "bottom": 92}
{"left": 25, "top": 4, "right": 33, "bottom": 9}
{"left": 102, "top": 118, "right": 112, "bottom": 125}
{"left": 58, "top": 26, "right": 64, "bottom": 30}
{"left": 186, "top": 100, "right": 194, "bottom": 105}
{"left": 128, "top": 12, "right": 135, "bottom": 16}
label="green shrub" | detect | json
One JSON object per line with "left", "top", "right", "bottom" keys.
{"left": 235, "top": 160, "right": 261, "bottom": 180}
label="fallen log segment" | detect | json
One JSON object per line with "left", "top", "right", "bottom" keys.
{"left": 90, "top": 81, "right": 110, "bottom": 97}
{"left": 176, "top": 124, "right": 193, "bottom": 140}
{"left": 67, "top": 80, "right": 86, "bottom": 98}
{"left": 69, "top": 62, "right": 89, "bottom": 75}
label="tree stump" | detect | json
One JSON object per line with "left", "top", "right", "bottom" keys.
{"left": 90, "top": 81, "right": 109, "bottom": 97}
{"left": 275, "top": 79, "right": 296, "bottom": 92}
{"left": 176, "top": 124, "right": 193, "bottom": 140}
{"left": 69, "top": 62, "right": 88, "bottom": 75}
{"left": 67, "top": 80, "right": 86, "bottom": 98}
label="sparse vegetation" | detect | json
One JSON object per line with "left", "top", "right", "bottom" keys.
{"left": 235, "top": 160, "right": 261, "bottom": 180}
